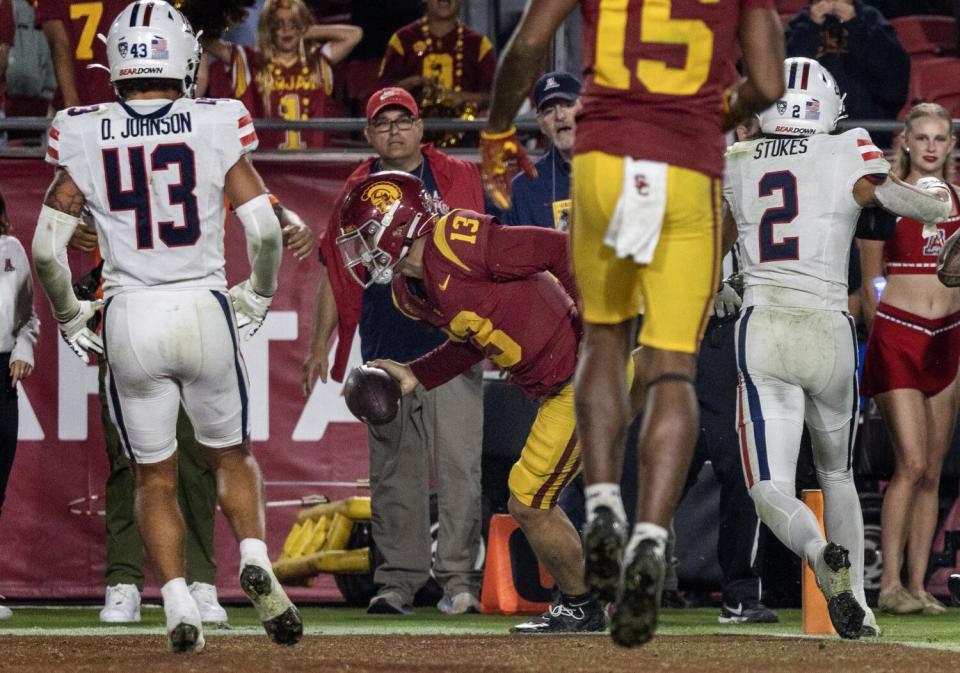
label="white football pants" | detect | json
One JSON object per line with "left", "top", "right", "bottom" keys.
{"left": 103, "top": 289, "right": 250, "bottom": 464}
{"left": 735, "top": 304, "right": 870, "bottom": 612}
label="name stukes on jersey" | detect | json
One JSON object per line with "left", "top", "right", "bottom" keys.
{"left": 753, "top": 137, "right": 809, "bottom": 160}
{"left": 101, "top": 112, "right": 193, "bottom": 141}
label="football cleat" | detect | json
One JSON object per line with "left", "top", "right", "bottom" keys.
{"left": 813, "top": 542, "right": 864, "bottom": 639}
{"left": 949, "top": 574, "right": 960, "bottom": 607}
{"left": 610, "top": 538, "right": 665, "bottom": 648}
{"left": 511, "top": 595, "right": 606, "bottom": 634}
{"left": 240, "top": 563, "right": 303, "bottom": 645}
{"left": 584, "top": 506, "right": 626, "bottom": 603}
{"left": 718, "top": 600, "right": 779, "bottom": 624}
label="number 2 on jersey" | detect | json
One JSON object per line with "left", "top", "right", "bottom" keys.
{"left": 595, "top": 0, "right": 719, "bottom": 95}
{"left": 103, "top": 144, "right": 201, "bottom": 249}
{"left": 758, "top": 171, "right": 799, "bottom": 262}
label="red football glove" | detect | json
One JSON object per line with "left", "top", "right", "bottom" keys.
{"left": 480, "top": 126, "right": 538, "bottom": 210}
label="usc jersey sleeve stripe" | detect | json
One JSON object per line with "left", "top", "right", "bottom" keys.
{"left": 432, "top": 214, "right": 472, "bottom": 272}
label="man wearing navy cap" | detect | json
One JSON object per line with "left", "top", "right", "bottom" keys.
{"left": 502, "top": 72, "right": 581, "bottom": 230}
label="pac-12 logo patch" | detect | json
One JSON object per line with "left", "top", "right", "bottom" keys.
{"left": 118, "top": 39, "right": 129, "bottom": 58}
{"left": 776, "top": 100, "right": 787, "bottom": 115}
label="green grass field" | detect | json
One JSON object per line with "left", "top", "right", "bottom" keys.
{"left": 2, "top": 606, "right": 958, "bottom": 650}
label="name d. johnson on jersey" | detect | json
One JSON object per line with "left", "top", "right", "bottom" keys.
{"left": 101, "top": 111, "right": 193, "bottom": 140}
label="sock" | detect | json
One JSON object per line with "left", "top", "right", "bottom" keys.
{"left": 161, "top": 577, "right": 189, "bottom": 603}
{"left": 585, "top": 482, "right": 627, "bottom": 524}
{"left": 240, "top": 537, "right": 270, "bottom": 568}
{"left": 625, "top": 521, "right": 668, "bottom": 560}
{"left": 819, "top": 467, "right": 868, "bottom": 608}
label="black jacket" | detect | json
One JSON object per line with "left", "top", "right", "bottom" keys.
{"left": 786, "top": 0, "right": 910, "bottom": 121}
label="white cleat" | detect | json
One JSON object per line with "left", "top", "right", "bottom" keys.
{"left": 165, "top": 599, "right": 205, "bottom": 653}
{"left": 189, "top": 582, "right": 228, "bottom": 624}
{"left": 239, "top": 562, "right": 303, "bottom": 645}
{"left": 99, "top": 584, "right": 141, "bottom": 623}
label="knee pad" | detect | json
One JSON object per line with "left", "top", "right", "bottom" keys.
{"left": 749, "top": 480, "right": 796, "bottom": 521}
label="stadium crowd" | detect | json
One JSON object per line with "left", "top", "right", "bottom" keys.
{"left": 0, "top": 0, "right": 960, "bottom": 654}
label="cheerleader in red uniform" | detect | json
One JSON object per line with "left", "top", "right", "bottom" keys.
{"left": 860, "top": 103, "right": 960, "bottom": 615}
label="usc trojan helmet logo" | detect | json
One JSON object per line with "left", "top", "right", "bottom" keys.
{"left": 337, "top": 171, "right": 438, "bottom": 289}
{"left": 360, "top": 181, "right": 403, "bottom": 215}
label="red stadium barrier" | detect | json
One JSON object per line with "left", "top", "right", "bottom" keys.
{"left": 0, "top": 157, "right": 373, "bottom": 601}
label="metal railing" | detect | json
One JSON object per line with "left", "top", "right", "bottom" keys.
{"left": 1, "top": 116, "right": 957, "bottom": 160}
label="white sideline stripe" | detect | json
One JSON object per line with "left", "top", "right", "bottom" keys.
{"left": 0, "top": 625, "right": 525, "bottom": 637}
{"left": 1, "top": 625, "right": 960, "bottom": 651}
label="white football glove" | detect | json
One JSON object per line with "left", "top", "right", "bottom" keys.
{"left": 59, "top": 299, "right": 104, "bottom": 362}
{"left": 713, "top": 279, "right": 743, "bottom": 319}
{"left": 229, "top": 279, "right": 272, "bottom": 339}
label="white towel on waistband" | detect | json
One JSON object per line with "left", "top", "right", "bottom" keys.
{"left": 603, "top": 159, "right": 668, "bottom": 265}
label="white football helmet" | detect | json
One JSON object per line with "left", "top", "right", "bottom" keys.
{"left": 102, "top": 0, "right": 200, "bottom": 97}
{"left": 758, "top": 57, "right": 847, "bottom": 137}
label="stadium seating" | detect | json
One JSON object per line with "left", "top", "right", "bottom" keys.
{"left": 890, "top": 15, "right": 957, "bottom": 58}
{"left": 904, "top": 56, "right": 960, "bottom": 117}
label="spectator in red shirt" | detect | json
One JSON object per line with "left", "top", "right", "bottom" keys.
{"left": 379, "top": 0, "right": 494, "bottom": 121}
{"left": 37, "top": 0, "right": 130, "bottom": 108}
{"left": 204, "top": 0, "right": 361, "bottom": 150}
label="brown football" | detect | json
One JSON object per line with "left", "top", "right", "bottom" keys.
{"left": 343, "top": 365, "right": 401, "bottom": 425}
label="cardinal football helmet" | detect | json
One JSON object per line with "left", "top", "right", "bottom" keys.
{"left": 103, "top": 0, "right": 201, "bottom": 97}
{"left": 337, "top": 172, "right": 437, "bottom": 288}
{"left": 758, "top": 57, "right": 846, "bottom": 137}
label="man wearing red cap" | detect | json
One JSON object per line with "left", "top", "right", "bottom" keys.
{"left": 302, "top": 87, "right": 486, "bottom": 615}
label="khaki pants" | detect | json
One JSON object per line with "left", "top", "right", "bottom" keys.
{"left": 368, "top": 364, "right": 484, "bottom": 603}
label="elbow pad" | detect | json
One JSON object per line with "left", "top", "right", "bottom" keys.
{"left": 874, "top": 177, "right": 952, "bottom": 228}
{"left": 32, "top": 205, "right": 82, "bottom": 321}
{"left": 235, "top": 193, "right": 282, "bottom": 296}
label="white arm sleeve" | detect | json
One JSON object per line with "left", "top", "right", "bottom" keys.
{"left": 31, "top": 205, "right": 82, "bottom": 322}
{"left": 234, "top": 193, "right": 282, "bottom": 296}
{"left": 874, "top": 177, "right": 952, "bottom": 225}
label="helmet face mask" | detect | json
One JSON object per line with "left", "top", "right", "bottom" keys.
{"left": 103, "top": 1, "right": 201, "bottom": 98}
{"left": 337, "top": 173, "right": 436, "bottom": 288}
{"left": 758, "top": 57, "right": 847, "bottom": 137}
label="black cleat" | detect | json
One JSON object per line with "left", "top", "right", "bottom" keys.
{"left": 949, "top": 574, "right": 960, "bottom": 607}
{"left": 240, "top": 563, "right": 304, "bottom": 646}
{"left": 718, "top": 600, "right": 779, "bottom": 624}
{"left": 168, "top": 623, "right": 203, "bottom": 653}
{"left": 584, "top": 506, "right": 626, "bottom": 603}
{"left": 814, "top": 543, "right": 864, "bottom": 640}
{"left": 610, "top": 538, "right": 664, "bottom": 648}
{"left": 511, "top": 596, "right": 606, "bottom": 634}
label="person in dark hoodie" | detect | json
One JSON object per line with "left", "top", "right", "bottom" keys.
{"left": 786, "top": 0, "right": 909, "bottom": 129}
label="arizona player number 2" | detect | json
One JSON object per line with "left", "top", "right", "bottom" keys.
{"left": 758, "top": 170, "right": 799, "bottom": 262}
{"left": 103, "top": 143, "right": 201, "bottom": 249}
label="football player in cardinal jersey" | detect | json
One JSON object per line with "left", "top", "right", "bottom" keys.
{"left": 31, "top": 1, "right": 301, "bottom": 653}
{"left": 480, "top": 0, "right": 786, "bottom": 648}
{"left": 723, "top": 58, "right": 952, "bottom": 639}
{"left": 337, "top": 171, "right": 620, "bottom": 634}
